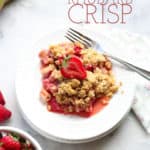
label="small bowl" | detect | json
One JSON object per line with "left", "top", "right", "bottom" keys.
{"left": 0, "top": 126, "right": 42, "bottom": 150}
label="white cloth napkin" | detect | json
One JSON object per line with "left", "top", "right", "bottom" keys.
{"left": 132, "top": 81, "right": 150, "bottom": 133}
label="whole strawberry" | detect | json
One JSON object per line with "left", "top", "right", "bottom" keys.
{"left": 0, "top": 104, "right": 12, "bottom": 123}
{"left": 0, "top": 135, "right": 21, "bottom": 150}
{"left": 0, "top": 91, "right": 5, "bottom": 105}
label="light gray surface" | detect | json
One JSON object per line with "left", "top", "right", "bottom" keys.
{"left": 0, "top": 0, "right": 150, "bottom": 149}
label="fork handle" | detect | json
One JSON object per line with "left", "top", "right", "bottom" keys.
{"left": 107, "top": 54, "right": 150, "bottom": 80}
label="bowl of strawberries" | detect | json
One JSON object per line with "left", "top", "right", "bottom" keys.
{"left": 0, "top": 126, "right": 42, "bottom": 150}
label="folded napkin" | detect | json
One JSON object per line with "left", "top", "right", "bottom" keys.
{"left": 132, "top": 81, "right": 150, "bottom": 133}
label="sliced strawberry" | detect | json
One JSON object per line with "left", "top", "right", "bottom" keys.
{"left": 0, "top": 136, "right": 21, "bottom": 150}
{"left": 0, "top": 105, "right": 12, "bottom": 123}
{"left": 0, "top": 91, "right": 5, "bottom": 105}
{"left": 61, "top": 56, "right": 87, "bottom": 80}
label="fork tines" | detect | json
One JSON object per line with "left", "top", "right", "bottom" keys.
{"left": 65, "top": 28, "right": 94, "bottom": 48}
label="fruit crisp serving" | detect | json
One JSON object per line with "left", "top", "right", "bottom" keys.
{"left": 39, "top": 42, "right": 119, "bottom": 117}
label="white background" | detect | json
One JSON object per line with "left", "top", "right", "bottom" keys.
{"left": 0, "top": 0, "right": 150, "bottom": 149}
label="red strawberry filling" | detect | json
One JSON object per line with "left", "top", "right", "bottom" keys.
{"left": 48, "top": 98, "right": 64, "bottom": 113}
{"left": 47, "top": 96, "right": 108, "bottom": 117}
{"left": 74, "top": 45, "right": 82, "bottom": 56}
{"left": 39, "top": 42, "right": 118, "bottom": 117}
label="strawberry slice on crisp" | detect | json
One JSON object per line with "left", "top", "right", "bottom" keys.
{"left": 60, "top": 56, "right": 87, "bottom": 80}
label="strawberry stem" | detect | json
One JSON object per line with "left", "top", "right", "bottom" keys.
{"left": 62, "top": 56, "right": 71, "bottom": 67}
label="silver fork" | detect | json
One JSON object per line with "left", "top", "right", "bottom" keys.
{"left": 65, "top": 28, "right": 150, "bottom": 80}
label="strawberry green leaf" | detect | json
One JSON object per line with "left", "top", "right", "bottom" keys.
{"left": 9, "top": 132, "right": 20, "bottom": 141}
{"left": 62, "top": 55, "right": 71, "bottom": 67}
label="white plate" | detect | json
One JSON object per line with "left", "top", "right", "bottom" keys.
{"left": 16, "top": 29, "right": 136, "bottom": 143}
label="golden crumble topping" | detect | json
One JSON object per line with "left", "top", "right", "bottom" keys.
{"left": 39, "top": 42, "right": 119, "bottom": 115}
